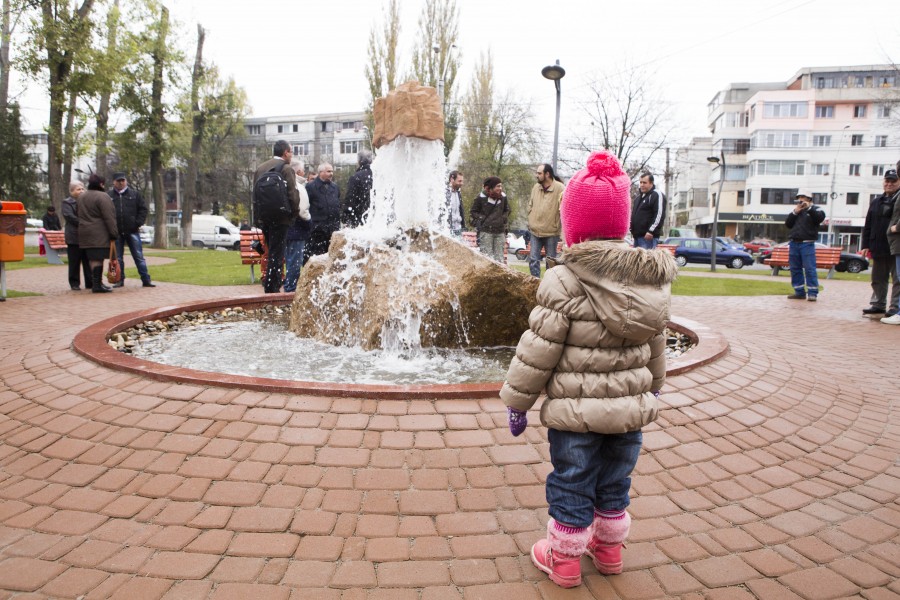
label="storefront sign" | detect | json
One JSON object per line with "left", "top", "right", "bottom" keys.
{"left": 717, "top": 212, "right": 782, "bottom": 223}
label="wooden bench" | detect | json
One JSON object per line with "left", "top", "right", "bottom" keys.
{"left": 764, "top": 245, "right": 842, "bottom": 279}
{"left": 239, "top": 230, "right": 266, "bottom": 283}
{"left": 461, "top": 231, "right": 508, "bottom": 264}
{"left": 514, "top": 241, "right": 564, "bottom": 262}
{"left": 39, "top": 229, "right": 67, "bottom": 265}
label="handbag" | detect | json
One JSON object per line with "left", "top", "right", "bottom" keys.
{"left": 106, "top": 241, "right": 121, "bottom": 284}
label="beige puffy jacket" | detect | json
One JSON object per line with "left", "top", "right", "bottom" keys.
{"left": 500, "top": 240, "right": 677, "bottom": 434}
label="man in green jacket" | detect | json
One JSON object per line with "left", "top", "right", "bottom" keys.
{"left": 527, "top": 163, "right": 565, "bottom": 277}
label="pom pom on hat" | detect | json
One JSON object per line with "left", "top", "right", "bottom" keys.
{"left": 562, "top": 150, "right": 631, "bottom": 244}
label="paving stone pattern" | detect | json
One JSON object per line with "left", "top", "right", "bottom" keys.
{"left": 0, "top": 265, "right": 898, "bottom": 599}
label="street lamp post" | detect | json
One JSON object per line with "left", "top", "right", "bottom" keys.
{"left": 707, "top": 152, "right": 726, "bottom": 273}
{"left": 542, "top": 60, "right": 566, "bottom": 173}
{"left": 434, "top": 44, "right": 457, "bottom": 116}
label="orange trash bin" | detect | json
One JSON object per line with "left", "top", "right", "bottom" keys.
{"left": 0, "top": 201, "right": 27, "bottom": 262}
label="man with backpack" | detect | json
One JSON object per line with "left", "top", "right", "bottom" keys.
{"left": 253, "top": 140, "right": 301, "bottom": 293}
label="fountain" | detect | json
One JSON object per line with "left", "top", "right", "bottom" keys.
{"left": 289, "top": 81, "right": 539, "bottom": 351}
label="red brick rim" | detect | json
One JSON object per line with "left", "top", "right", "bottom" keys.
{"left": 72, "top": 294, "right": 728, "bottom": 399}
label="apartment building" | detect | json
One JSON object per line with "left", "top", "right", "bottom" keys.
{"left": 671, "top": 137, "right": 712, "bottom": 229}
{"left": 694, "top": 66, "right": 898, "bottom": 250}
{"left": 242, "top": 111, "right": 369, "bottom": 174}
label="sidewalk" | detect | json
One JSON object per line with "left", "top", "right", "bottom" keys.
{"left": 0, "top": 264, "right": 898, "bottom": 599}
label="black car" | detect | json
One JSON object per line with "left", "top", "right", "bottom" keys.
{"left": 662, "top": 237, "right": 755, "bottom": 269}
{"left": 756, "top": 242, "right": 869, "bottom": 273}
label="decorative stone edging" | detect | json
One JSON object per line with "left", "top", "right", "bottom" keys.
{"left": 73, "top": 294, "right": 728, "bottom": 400}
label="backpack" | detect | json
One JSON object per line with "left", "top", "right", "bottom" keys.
{"left": 253, "top": 162, "right": 292, "bottom": 224}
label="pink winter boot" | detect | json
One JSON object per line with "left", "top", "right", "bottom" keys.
{"left": 587, "top": 511, "right": 631, "bottom": 575}
{"left": 531, "top": 519, "right": 592, "bottom": 588}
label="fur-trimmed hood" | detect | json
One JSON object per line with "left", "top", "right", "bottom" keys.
{"left": 557, "top": 240, "right": 676, "bottom": 342}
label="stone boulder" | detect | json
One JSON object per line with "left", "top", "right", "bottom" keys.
{"left": 289, "top": 230, "right": 539, "bottom": 350}
{"left": 372, "top": 81, "right": 444, "bottom": 148}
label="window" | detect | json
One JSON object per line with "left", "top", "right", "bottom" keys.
{"left": 341, "top": 121, "right": 356, "bottom": 130}
{"left": 875, "top": 135, "right": 888, "bottom": 147}
{"left": 277, "top": 125, "right": 284, "bottom": 133}
{"left": 853, "top": 105, "right": 867, "bottom": 118}
{"left": 340, "top": 141, "right": 359, "bottom": 154}
{"left": 879, "top": 76, "right": 894, "bottom": 87}
{"left": 851, "top": 134, "right": 863, "bottom": 146}
{"left": 292, "top": 142, "right": 310, "bottom": 156}
{"left": 718, "top": 139, "right": 750, "bottom": 153}
{"left": 815, "top": 105, "right": 834, "bottom": 118}
{"left": 812, "top": 135, "right": 832, "bottom": 147}
{"left": 292, "top": 124, "right": 298, "bottom": 133}
{"left": 751, "top": 130, "right": 806, "bottom": 148}
{"left": 812, "top": 193, "right": 828, "bottom": 204}
{"left": 811, "top": 164, "right": 830, "bottom": 176}
{"left": 725, "top": 165, "right": 747, "bottom": 181}
{"left": 320, "top": 144, "right": 330, "bottom": 156}
{"left": 873, "top": 164, "right": 887, "bottom": 176}
{"left": 737, "top": 191, "right": 745, "bottom": 206}
{"left": 854, "top": 75, "right": 865, "bottom": 88}
{"left": 747, "top": 189, "right": 752, "bottom": 204}
{"left": 760, "top": 188, "right": 799, "bottom": 205}
{"left": 849, "top": 164, "right": 860, "bottom": 176}
{"left": 877, "top": 104, "right": 891, "bottom": 118}
{"left": 846, "top": 193, "right": 859, "bottom": 205}
{"left": 752, "top": 160, "right": 805, "bottom": 176}
{"left": 247, "top": 125, "right": 261, "bottom": 135}
{"left": 321, "top": 121, "right": 334, "bottom": 132}
{"left": 711, "top": 193, "right": 717, "bottom": 208}
{"left": 763, "top": 102, "right": 808, "bottom": 118}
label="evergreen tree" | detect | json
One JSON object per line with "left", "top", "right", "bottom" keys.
{"left": 0, "top": 102, "right": 40, "bottom": 207}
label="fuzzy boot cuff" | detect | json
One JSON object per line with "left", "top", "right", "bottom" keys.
{"left": 591, "top": 511, "right": 631, "bottom": 544}
{"left": 547, "top": 519, "right": 592, "bottom": 557}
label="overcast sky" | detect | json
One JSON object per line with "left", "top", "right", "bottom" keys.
{"left": 10, "top": 0, "right": 900, "bottom": 166}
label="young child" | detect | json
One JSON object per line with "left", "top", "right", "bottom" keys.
{"left": 501, "top": 150, "right": 676, "bottom": 588}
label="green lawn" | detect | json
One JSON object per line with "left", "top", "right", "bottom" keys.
{"left": 5, "top": 248, "right": 861, "bottom": 295}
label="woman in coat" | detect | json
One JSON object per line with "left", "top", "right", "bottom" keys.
{"left": 77, "top": 175, "right": 118, "bottom": 293}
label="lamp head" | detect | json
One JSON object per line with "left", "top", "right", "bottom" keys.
{"left": 706, "top": 156, "right": 720, "bottom": 164}
{"left": 542, "top": 60, "right": 566, "bottom": 81}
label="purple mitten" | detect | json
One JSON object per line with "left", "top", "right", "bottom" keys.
{"left": 507, "top": 407, "right": 527, "bottom": 436}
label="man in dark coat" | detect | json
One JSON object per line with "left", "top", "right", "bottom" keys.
{"left": 343, "top": 150, "right": 374, "bottom": 228}
{"left": 304, "top": 163, "right": 341, "bottom": 264}
{"left": 861, "top": 169, "right": 900, "bottom": 317}
{"left": 253, "top": 140, "right": 301, "bottom": 293}
{"left": 108, "top": 171, "right": 154, "bottom": 288}
{"left": 630, "top": 173, "right": 666, "bottom": 249}
{"left": 61, "top": 181, "right": 92, "bottom": 290}
{"left": 42, "top": 206, "right": 61, "bottom": 230}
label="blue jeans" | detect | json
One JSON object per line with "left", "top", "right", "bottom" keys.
{"left": 634, "top": 236, "right": 658, "bottom": 250}
{"left": 529, "top": 234, "right": 559, "bottom": 277}
{"left": 116, "top": 232, "right": 151, "bottom": 284}
{"left": 283, "top": 239, "right": 305, "bottom": 293}
{"left": 789, "top": 241, "right": 818, "bottom": 297}
{"left": 546, "top": 428, "right": 642, "bottom": 528}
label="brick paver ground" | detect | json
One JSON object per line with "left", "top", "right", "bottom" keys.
{"left": 1, "top": 263, "right": 898, "bottom": 599}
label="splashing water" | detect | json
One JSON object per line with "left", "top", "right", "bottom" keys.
{"left": 295, "top": 135, "right": 473, "bottom": 353}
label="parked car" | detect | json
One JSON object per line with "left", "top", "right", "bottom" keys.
{"left": 756, "top": 242, "right": 869, "bottom": 273}
{"left": 26, "top": 218, "right": 44, "bottom": 229}
{"left": 715, "top": 236, "right": 745, "bottom": 251}
{"left": 139, "top": 225, "right": 154, "bottom": 244}
{"left": 663, "top": 237, "right": 755, "bottom": 269}
{"left": 507, "top": 232, "right": 525, "bottom": 257}
{"left": 668, "top": 227, "right": 698, "bottom": 238}
{"left": 743, "top": 238, "right": 776, "bottom": 253}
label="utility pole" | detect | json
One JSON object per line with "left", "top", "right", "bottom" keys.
{"left": 664, "top": 147, "right": 672, "bottom": 235}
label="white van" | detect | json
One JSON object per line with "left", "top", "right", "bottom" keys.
{"left": 190, "top": 214, "right": 241, "bottom": 250}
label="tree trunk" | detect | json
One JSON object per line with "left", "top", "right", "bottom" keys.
{"left": 62, "top": 85, "right": 76, "bottom": 188}
{"left": 182, "top": 23, "right": 204, "bottom": 247}
{"left": 0, "top": 0, "right": 11, "bottom": 114}
{"left": 149, "top": 5, "right": 168, "bottom": 248}
{"left": 95, "top": 0, "right": 119, "bottom": 180}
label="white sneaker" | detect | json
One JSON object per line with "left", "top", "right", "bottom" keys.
{"left": 880, "top": 314, "right": 900, "bottom": 325}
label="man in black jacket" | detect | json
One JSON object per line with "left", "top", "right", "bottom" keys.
{"left": 630, "top": 173, "right": 666, "bottom": 249}
{"left": 304, "top": 163, "right": 341, "bottom": 264}
{"left": 785, "top": 190, "right": 826, "bottom": 301}
{"left": 254, "top": 140, "right": 301, "bottom": 293}
{"left": 109, "top": 172, "right": 154, "bottom": 288}
{"left": 343, "top": 150, "right": 373, "bottom": 228}
{"left": 861, "top": 169, "right": 900, "bottom": 317}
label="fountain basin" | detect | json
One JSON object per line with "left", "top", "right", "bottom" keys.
{"left": 72, "top": 295, "right": 728, "bottom": 400}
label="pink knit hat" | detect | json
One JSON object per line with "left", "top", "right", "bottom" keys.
{"left": 561, "top": 150, "right": 631, "bottom": 244}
